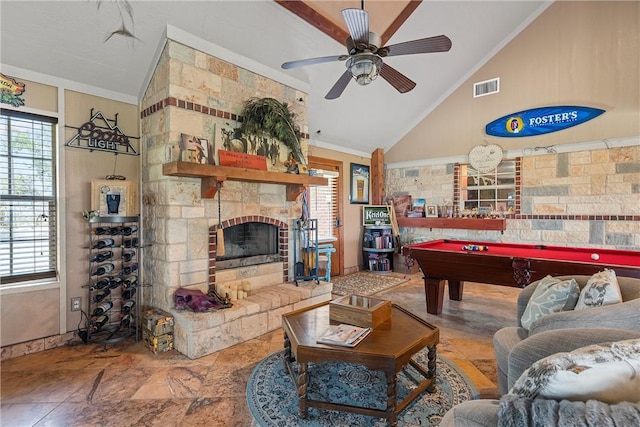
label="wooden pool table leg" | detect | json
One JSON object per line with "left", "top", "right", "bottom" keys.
{"left": 424, "top": 278, "right": 445, "bottom": 315}
{"left": 448, "top": 280, "right": 464, "bottom": 301}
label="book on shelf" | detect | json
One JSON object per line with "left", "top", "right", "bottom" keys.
{"left": 316, "top": 323, "right": 372, "bottom": 347}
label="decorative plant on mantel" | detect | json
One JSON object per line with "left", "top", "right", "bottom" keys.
{"left": 239, "top": 97, "right": 306, "bottom": 166}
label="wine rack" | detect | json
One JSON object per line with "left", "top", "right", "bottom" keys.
{"left": 81, "top": 215, "right": 140, "bottom": 346}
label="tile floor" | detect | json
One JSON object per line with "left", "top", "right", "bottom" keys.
{"left": 1, "top": 274, "right": 520, "bottom": 426}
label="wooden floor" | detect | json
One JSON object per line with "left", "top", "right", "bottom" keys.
{"left": 0, "top": 273, "right": 520, "bottom": 426}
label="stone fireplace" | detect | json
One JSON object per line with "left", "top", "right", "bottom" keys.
{"left": 139, "top": 38, "right": 332, "bottom": 359}
{"left": 209, "top": 216, "right": 289, "bottom": 300}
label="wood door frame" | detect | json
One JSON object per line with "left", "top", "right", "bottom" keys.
{"left": 308, "top": 155, "right": 344, "bottom": 277}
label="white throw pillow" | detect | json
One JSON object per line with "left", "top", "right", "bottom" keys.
{"left": 510, "top": 338, "right": 640, "bottom": 404}
{"left": 520, "top": 276, "right": 580, "bottom": 330}
{"left": 574, "top": 269, "right": 623, "bottom": 310}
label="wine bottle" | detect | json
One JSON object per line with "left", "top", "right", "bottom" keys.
{"left": 122, "top": 237, "right": 139, "bottom": 248}
{"left": 92, "top": 301, "right": 113, "bottom": 316}
{"left": 95, "top": 226, "right": 111, "bottom": 235}
{"left": 107, "top": 277, "right": 123, "bottom": 289}
{"left": 122, "top": 250, "right": 135, "bottom": 262}
{"left": 119, "top": 314, "right": 131, "bottom": 331}
{"left": 120, "top": 225, "right": 138, "bottom": 236}
{"left": 91, "top": 263, "right": 115, "bottom": 276}
{"left": 122, "top": 275, "right": 137, "bottom": 288}
{"left": 90, "top": 250, "right": 113, "bottom": 263}
{"left": 92, "top": 238, "right": 115, "bottom": 249}
{"left": 109, "top": 226, "right": 122, "bottom": 235}
{"left": 121, "top": 299, "right": 135, "bottom": 314}
{"left": 89, "top": 278, "right": 110, "bottom": 291}
{"left": 121, "top": 287, "right": 136, "bottom": 300}
{"left": 92, "top": 288, "right": 111, "bottom": 303}
{"left": 122, "top": 263, "right": 138, "bottom": 275}
{"left": 90, "top": 315, "right": 109, "bottom": 332}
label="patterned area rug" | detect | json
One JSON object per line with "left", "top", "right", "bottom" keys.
{"left": 331, "top": 271, "right": 409, "bottom": 296}
{"left": 246, "top": 349, "right": 478, "bottom": 426}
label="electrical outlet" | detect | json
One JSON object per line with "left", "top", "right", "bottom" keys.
{"left": 71, "top": 297, "right": 82, "bottom": 312}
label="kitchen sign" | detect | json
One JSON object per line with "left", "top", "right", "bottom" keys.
{"left": 485, "top": 106, "right": 605, "bottom": 138}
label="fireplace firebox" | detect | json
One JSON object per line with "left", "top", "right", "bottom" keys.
{"left": 216, "top": 222, "right": 279, "bottom": 269}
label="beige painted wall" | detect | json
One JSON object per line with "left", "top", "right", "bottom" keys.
{"left": 0, "top": 81, "right": 139, "bottom": 347}
{"left": 308, "top": 145, "right": 371, "bottom": 273}
{"left": 63, "top": 90, "right": 140, "bottom": 332}
{"left": 386, "top": 1, "right": 640, "bottom": 162}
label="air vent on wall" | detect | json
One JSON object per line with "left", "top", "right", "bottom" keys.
{"left": 473, "top": 77, "right": 500, "bottom": 98}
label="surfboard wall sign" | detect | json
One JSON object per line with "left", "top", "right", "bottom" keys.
{"left": 485, "top": 106, "right": 605, "bottom": 138}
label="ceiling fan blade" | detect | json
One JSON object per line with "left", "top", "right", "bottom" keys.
{"left": 380, "top": 35, "right": 452, "bottom": 57}
{"left": 379, "top": 64, "right": 416, "bottom": 94}
{"left": 342, "top": 8, "right": 369, "bottom": 47}
{"left": 325, "top": 70, "right": 352, "bottom": 100}
{"left": 282, "top": 55, "right": 349, "bottom": 70}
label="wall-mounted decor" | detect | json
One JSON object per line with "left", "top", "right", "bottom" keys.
{"left": 0, "top": 73, "right": 26, "bottom": 107}
{"left": 468, "top": 144, "right": 503, "bottom": 173}
{"left": 362, "top": 205, "right": 391, "bottom": 226}
{"left": 485, "top": 105, "right": 605, "bottom": 138}
{"left": 350, "top": 163, "right": 370, "bottom": 204}
{"left": 66, "top": 109, "right": 139, "bottom": 156}
{"left": 91, "top": 179, "right": 138, "bottom": 216}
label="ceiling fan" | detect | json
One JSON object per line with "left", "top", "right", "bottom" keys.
{"left": 281, "top": 3, "right": 452, "bottom": 100}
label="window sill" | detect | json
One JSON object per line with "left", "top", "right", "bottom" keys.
{"left": 0, "top": 278, "right": 60, "bottom": 295}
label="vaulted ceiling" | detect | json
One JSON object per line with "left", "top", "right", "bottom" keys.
{"left": 0, "top": 1, "right": 550, "bottom": 155}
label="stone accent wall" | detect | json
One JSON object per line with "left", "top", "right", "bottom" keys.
{"left": 387, "top": 146, "right": 640, "bottom": 249}
{"left": 140, "top": 40, "right": 308, "bottom": 312}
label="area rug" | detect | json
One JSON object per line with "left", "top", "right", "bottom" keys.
{"left": 246, "top": 348, "right": 478, "bottom": 426}
{"left": 331, "top": 271, "right": 409, "bottom": 296}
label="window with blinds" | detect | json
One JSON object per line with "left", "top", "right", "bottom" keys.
{"left": 308, "top": 169, "right": 339, "bottom": 240}
{"left": 1, "top": 110, "right": 58, "bottom": 284}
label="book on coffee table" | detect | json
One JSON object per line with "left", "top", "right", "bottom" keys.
{"left": 317, "top": 324, "right": 372, "bottom": 347}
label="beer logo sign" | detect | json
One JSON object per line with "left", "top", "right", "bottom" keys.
{"left": 0, "top": 73, "right": 26, "bottom": 107}
{"left": 485, "top": 106, "right": 605, "bottom": 138}
{"left": 66, "top": 109, "right": 139, "bottom": 156}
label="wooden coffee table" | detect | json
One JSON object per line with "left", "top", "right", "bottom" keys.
{"left": 281, "top": 301, "right": 440, "bottom": 426}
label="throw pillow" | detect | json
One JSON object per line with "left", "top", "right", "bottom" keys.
{"left": 574, "top": 269, "right": 622, "bottom": 310}
{"left": 510, "top": 338, "right": 640, "bottom": 404}
{"left": 520, "top": 276, "right": 580, "bottom": 330}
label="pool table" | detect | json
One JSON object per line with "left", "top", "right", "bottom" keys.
{"left": 405, "top": 239, "right": 640, "bottom": 315}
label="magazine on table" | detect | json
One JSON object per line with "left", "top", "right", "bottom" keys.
{"left": 317, "top": 324, "right": 372, "bottom": 347}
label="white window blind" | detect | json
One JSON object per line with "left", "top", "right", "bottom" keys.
{"left": 309, "top": 169, "right": 338, "bottom": 240}
{"left": 1, "top": 110, "right": 58, "bottom": 284}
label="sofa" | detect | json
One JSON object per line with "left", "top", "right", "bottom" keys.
{"left": 441, "top": 273, "right": 640, "bottom": 427}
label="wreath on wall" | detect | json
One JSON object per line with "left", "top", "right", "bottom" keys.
{"left": 239, "top": 97, "right": 306, "bottom": 166}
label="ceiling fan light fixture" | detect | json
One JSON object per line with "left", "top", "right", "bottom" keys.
{"left": 347, "top": 54, "right": 383, "bottom": 86}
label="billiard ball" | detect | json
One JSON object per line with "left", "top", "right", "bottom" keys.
{"left": 591, "top": 253, "right": 600, "bottom": 261}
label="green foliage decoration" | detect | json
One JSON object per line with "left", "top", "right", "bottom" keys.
{"left": 239, "top": 97, "right": 306, "bottom": 165}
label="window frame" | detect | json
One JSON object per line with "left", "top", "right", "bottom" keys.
{"left": 1, "top": 108, "right": 59, "bottom": 284}
{"left": 455, "top": 158, "right": 520, "bottom": 216}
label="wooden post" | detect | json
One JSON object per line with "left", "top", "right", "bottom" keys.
{"left": 370, "top": 148, "right": 384, "bottom": 205}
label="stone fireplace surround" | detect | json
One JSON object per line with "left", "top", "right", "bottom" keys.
{"left": 140, "top": 38, "right": 332, "bottom": 359}
{"left": 165, "top": 209, "right": 332, "bottom": 360}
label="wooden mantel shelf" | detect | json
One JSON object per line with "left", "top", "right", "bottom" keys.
{"left": 162, "top": 162, "right": 328, "bottom": 201}
{"left": 396, "top": 217, "right": 507, "bottom": 231}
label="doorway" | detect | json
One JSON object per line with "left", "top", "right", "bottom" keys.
{"left": 308, "top": 156, "right": 343, "bottom": 278}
